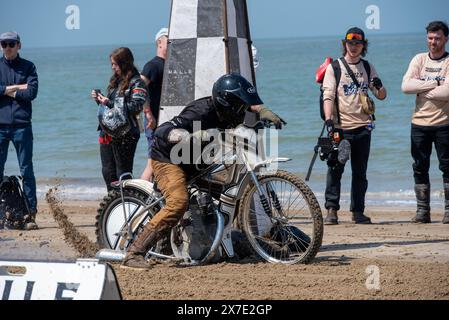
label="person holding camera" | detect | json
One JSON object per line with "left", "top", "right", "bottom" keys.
{"left": 402, "top": 21, "right": 449, "bottom": 224}
{"left": 91, "top": 47, "right": 147, "bottom": 191}
{"left": 322, "top": 27, "right": 387, "bottom": 225}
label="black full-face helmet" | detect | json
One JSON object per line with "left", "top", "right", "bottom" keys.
{"left": 212, "top": 73, "right": 263, "bottom": 126}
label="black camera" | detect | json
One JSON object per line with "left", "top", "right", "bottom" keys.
{"left": 317, "top": 137, "right": 339, "bottom": 161}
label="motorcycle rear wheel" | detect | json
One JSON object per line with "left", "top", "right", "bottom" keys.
{"left": 238, "top": 170, "right": 323, "bottom": 264}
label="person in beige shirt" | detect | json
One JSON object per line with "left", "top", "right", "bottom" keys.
{"left": 401, "top": 21, "right": 449, "bottom": 224}
{"left": 322, "top": 27, "right": 387, "bottom": 225}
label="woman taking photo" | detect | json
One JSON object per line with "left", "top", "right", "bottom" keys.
{"left": 92, "top": 47, "right": 147, "bottom": 191}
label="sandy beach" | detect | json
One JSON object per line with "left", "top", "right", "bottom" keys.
{"left": 1, "top": 199, "right": 449, "bottom": 300}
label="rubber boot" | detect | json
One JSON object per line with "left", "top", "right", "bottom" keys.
{"left": 352, "top": 212, "right": 372, "bottom": 224}
{"left": 324, "top": 208, "right": 338, "bottom": 225}
{"left": 121, "top": 224, "right": 162, "bottom": 270}
{"left": 412, "top": 184, "right": 431, "bottom": 223}
{"left": 443, "top": 183, "right": 449, "bottom": 224}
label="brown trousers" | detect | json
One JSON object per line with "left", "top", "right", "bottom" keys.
{"left": 149, "top": 160, "right": 189, "bottom": 233}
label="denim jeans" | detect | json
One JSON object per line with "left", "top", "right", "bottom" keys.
{"left": 325, "top": 127, "right": 371, "bottom": 213}
{"left": 0, "top": 125, "right": 37, "bottom": 211}
{"left": 411, "top": 123, "right": 449, "bottom": 185}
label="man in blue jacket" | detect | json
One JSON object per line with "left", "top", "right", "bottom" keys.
{"left": 0, "top": 32, "right": 39, "bottom": 230}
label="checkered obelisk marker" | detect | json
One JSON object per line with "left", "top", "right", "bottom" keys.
{"left": 158, "top": 0, "right": 256, "bottom": 125}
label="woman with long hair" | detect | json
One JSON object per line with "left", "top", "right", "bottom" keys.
{"left": 91, "top": 47, "right": 147, "bottom": 191}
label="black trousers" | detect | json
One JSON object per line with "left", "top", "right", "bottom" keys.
{"left": 100, "top": 132, "right": 139, "bottom": 191}
{"left": 411, "top": 123, "right": 449, "bottom": 185}
{"left": 325, "top": 127, "right": 371, "bottom": 213}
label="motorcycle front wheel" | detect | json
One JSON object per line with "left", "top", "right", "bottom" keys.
{"left": 238, "top": 170, "right": 323, "bottom": 264}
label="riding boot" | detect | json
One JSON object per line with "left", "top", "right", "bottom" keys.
{"left": 412, "top": 184, "right": 431, "bottom": 224}
{"left": 324, "top": 208, "right": 338, "bottom": 225}
{"left": 122, "top": 224, "right": 163, "bottom": 269}
{"left": 443, "top": 183, "right": 449, "bottom": 224}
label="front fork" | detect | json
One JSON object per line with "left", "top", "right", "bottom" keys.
{"left": 241, "top": 149, "right": 284, "bottom": 220}
{"left": 118, "top": 172, "right": 134, "bottom": 241}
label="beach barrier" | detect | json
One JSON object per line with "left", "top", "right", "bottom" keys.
{"left": 0, "top": 258, "right": 121, "bottom": 300}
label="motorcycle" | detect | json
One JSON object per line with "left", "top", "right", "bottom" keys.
{"left": 95, "top": 120, "right": 323, "bottom": 265}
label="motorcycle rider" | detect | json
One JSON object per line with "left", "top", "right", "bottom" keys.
{"left": 122, "top": 73, "right": 286, "bottom": 269}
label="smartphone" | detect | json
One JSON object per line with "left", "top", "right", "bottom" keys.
{"left": 94, "top": 89, "right": 102, "bottom": 105}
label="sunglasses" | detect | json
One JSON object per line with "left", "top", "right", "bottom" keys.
{"left": 346, "top": 33, "right": 364, "bottom": 41}
{"left": 1, "top": 41, "right": 17, "bottom": 49}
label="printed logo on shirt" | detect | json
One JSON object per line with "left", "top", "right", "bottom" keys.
{"left": 421, "top": 75, "right": 446, "bottom": 81}
{"left": 343, "top": 82, "right": 369, "bottom": 96}
{"left": 344, "top": 72, "right": 364, "bottom": 78}
{"left": 425, "top": 67, "right": 442, "bottom": 73}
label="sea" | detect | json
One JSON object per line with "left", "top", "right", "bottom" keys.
{"left": 5, "top": 33, "right": 447, "bottom": 208}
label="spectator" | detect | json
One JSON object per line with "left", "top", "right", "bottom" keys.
{"left": 91, "top": 47, "right": 147, "bottom": 191}
{"left": 0, "top": 31, "right": 39, "bottom": 230}
{"left": 140, "top": 28, "right": 168, "bottom": 181}
{"left": 402, "top": 21, "right": 449, "bottom": 224}
{"left": 322, "top": 27, "right": 387, "bottom": 225}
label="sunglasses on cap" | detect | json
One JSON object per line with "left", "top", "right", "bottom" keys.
{"left": 1, "top": 41, "right": 17, "bottom": 49}
{"left": 346, "top": 33, "right": 364, "bottom": 41}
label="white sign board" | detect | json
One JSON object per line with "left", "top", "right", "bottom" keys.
{"left": 0, "top": 259, "right": 121, "bottom": 300}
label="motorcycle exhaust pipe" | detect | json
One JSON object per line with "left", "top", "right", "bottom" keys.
{"left": 96, "top": 249, "right": 125, "bottom": 262}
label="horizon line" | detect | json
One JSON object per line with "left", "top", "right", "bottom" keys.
{"left": 21, "top": 31, "right": 424, "bottom": 50}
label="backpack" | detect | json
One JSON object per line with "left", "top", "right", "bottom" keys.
{"left": 316, "top": 57, "right": 371, "bottom": 123}
{"left": 0, "top": 176, "right": 31, "bottom": 230}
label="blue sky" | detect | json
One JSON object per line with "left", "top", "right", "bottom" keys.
{"left": 0, "top": 0, "right": 448, "bottom": 48}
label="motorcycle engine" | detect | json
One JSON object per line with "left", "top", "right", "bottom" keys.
{"left": 170, "top": 193, "right": 222, "bottom": 263}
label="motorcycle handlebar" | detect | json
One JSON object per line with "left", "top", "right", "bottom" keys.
{"left": 244, "top": 119, "right": 278, "bottom": 130}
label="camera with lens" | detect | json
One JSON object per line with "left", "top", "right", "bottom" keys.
{"left": 317, "top": 136, "right": 339, "bottom": 161}
{"left": 317, "top": 130, "right": 350, "bottom": 165}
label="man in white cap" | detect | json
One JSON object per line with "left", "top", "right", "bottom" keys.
{"left": 0, "top": 31, "right": 39, "bottom": 230}
{"left": 140, "top": 28, "right": 169, "bottom": 181}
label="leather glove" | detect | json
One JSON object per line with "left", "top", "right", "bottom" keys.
{"left": 325, "top": 119, "right": 335, "bottom": 138}
{"left": 258, "top": 106, "right": 287, "bottom": 129}
{"left": 371, "top": 77, "right": 383, "bottom": 90}
{"left": 167, "top": 129, "right": 190, "bottom": 143}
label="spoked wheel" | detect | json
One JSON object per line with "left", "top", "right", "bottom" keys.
{"left": 95, "top": 189, "right": 160, "bottom": 251}
{"left": 238, "top": 170, "right": 323, "bottom": 264}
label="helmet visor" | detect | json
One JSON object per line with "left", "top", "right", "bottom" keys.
{"left": 233, "top": 87, "right": 264, "bottom": 106}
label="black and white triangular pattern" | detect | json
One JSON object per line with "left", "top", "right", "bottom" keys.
{"left": 159, "top": 0, "right": 256, "bottom": 125}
